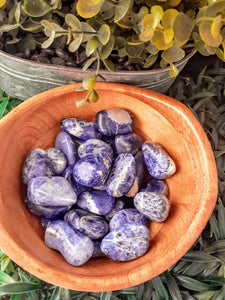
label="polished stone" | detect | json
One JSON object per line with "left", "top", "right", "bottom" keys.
{"left": 55, "top": 131, "right": 76, "bottom": 165}
{"left": 115, "top": 133, "right": 142, "bottom": 155}
{"left": 145, "top": 179, "right": 168, "bottom": 196}
{"left": 46, "top": 148, "right": 67, "bottom": 175}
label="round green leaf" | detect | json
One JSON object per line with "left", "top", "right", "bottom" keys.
{"left": 98, "top": 24, "right": 110, "bottom": 45}
{"left": 114, "top": 0, "right": 132, "bottom": 23}
{"left": 102, "top": 59, "right": 116, "bottom": 72}
{"left": 100, "top": 36, "right": 115, "bottom": 59}
{"left": 169, "top": 62, "right": 179, "bottom": 77}
{"left": 162, "top": 46, "right": 185, "bottom": 63}
{"left": 143, "top": 54, "right": 158, "bottom": 68}
{"left": 65, "top": 14, "right": 82, "bottom": 31}
{"left": 77, "top": 0, "right": 105, "bottom": 18}
{"left": 86, "top": 36, "right": 98, "bottom": 57}
{"left": 173, "top": 13, "right": 194, "bottom": 47}
{"left": 76, "top": 99, "right": 86, "bottom": 108}
{"left": 83, "top": 75, "right": 97, "bottom": 90}
{"left": 89, "top": 90, "right": 99, "bottom": 103}
{"left": 15, "top": 2, "right": 21, "bottom": 24}
{"left": 20, "top": 19, "right": 42, "bottom": 31}
{"left": 125, "top": 42, "right": 145, "bottom": 58}
{"left": 69, "top": 33, "right": 83, "bottom": 52}
{"left": 81, "top": 22, "right": 96, "bottom": 43}
{"left": 23, "top": 0, "right": 52, "bottom": 17}
{"left": 0, "top": 23, "right": 20, "bottom": 33}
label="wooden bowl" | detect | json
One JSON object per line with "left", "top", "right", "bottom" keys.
{"left": 0, "top": 83, "right": 218, "bottom": 292}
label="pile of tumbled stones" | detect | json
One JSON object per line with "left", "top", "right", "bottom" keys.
{"left": 22, "top": 108, "right": 176, "bottom": 266}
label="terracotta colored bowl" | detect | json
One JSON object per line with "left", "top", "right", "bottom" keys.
{"left": 0, "top": 83, "right": 217, "bottom": 292}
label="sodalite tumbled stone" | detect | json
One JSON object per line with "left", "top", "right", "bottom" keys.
{"left": 145, "top": 179, "right": 168, "bottom": 196}
{"left": 104, "top": 197, "right": 133, "bottom": 221}
{"left": 101, "top": 223, "right": 150, "bottom": 261}
{"left": 106, "top": 153, "right": 136, "bottom": 197}
{"left": 28, "top": 176, "right": 77, "bottom": 207}
{"left": 78, "top": 139, "right": 113, "bottom": 160}
{"left": 92, "top": 240, "right": 105, "bottom": 257}
{"left": 60, "top": 118, "right": 101, "bottom": 140}
{"left": 96, "top": 108, "right": 134, "bottom": 136}
{"left": 115, "top": 133, "right": 143, "bottom": 155}
{"left": 109, "top": 208, "right": 147, "bottom": 231}
{"left": 142, "top": 142, "right": 176, "bottom": 179}
{"left": 45, "top": 220, "right": 94, "bottom": 266}
{"left": 134, "top": 191, "right": 170, "bottom": 222}
{"left": 46, "top": 148, "right": 67, "bottom": 175}
{"left": 73, "top": 156, "right": 111, "bottom": 187}
{"left": 64, "top": 209, "right": 108, "bottom": 240}
{"left": 22, "top": 148, "right": 54, "bottom": 184}
{"left": 24, "top": 196, "right": 70, "bottom": 218}
{"left": 77, "top": 190, "right": 115, "bottom": 215}
{"left": 55, "top": 131, "right": 76, "bottom": 166}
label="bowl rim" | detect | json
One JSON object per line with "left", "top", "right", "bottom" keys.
{"left": 0, "top": 82, "right": 218, "bottom": 292}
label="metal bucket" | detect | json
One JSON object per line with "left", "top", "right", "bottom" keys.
{"left": 0, "top": 50, "right": 195, "bottom": 100}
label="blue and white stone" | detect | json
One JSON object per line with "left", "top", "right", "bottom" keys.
{"left": 100, "top": 223, "right": 150, "bottom": 261}
{"left": 24, "top": 196, "right": 70, "bottom": 218}
{"left": 115, "top": 133, "right": 143, "bottom": 155}
{"left": 77, "top": 190, "right": 115, "bottom": 215}
{"left": 78, "top": 139, "right": 113, "bottom": 160}
{"left": 92, "top": 240, "right": 105, "bottom": 257}
{"left": 101, "top": 135, "right": 116, "bottom": 155}
{"left": 126, "top": 151, "right": 147, "bottom": 197}
{"left": 22, "top": 148, "right": 54, "bottom": 184}
{"left": 134, "top": 191, "right": 170, "bottom": 222}
{"left": 45, "top": 220, "right": 94, "bottom": 266}
{"left": 104, "top": 197, "right": 133, "bottom": 221}
{"left": 142, "top": 142, "right": 176, "bottom": 179}
{"left": 55, "top": 131, "right": 76, "bottom": 166}
{"left": 95, "top": 108, "right": 134, "bottom": 136}
{"left": 62, "top": 165, "right": 89, "bottom": 196}
{"left": 73, "top": 156, "right": 111, "bottom": 187}
{"left": 145, "top": 179, "right": 168, "bottom": 196}
{"left": 60, "top": 118, "right": 101, "bottom": 140}
{"left": 46, "top": 148, "right": 67, "bottom": 175}
{"left": 106, "top": 153, "right": 136, "bottom": 197}
{"left": 27, "top": 176, "right": 77, "bottom": 207}
{"left": 109, "top": 208, "right": 147, "bottom": 231}
{"left": 64, "top": 209, "right": 108, "bottom": 240}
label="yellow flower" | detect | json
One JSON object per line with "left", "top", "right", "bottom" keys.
{"left": 0, "top": 0, "right": 5, "bottom": 9}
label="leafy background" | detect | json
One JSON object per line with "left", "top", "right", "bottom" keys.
{"left": 0, "top": 55, "right": 224, "bottom": 299}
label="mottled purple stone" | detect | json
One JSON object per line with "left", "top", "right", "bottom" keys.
{"left": 134, "top": 191, "right": 170, "bottom": 222}
{"left": 92, "top": 240, "right": 105, "bottom": 257}
{"left": 77, "top": 190, "right": 115, "bottom": 215}
{"left": 45, "top": 220, "right": 94, "bottom": 266}
{"left": 96, "top": 108, "right": 134, "bottom": 136}
{"left": 22, "top": 148, "right": 54, "bottom": 184}
{"left": 64, "top": 209, "right": 108, "bottom": 240}
{"left": 78, "top": 139, "right": 113, "bottom": 160}
{"left": 24, "top": 196, "right": 70, "bottom": 218}
{"left": 73, "top": 156, "right": 111, "bottom": 187}
{"left": 100, "top": 223, "right": 150, "bottom": 261}
{"left": 109, "top": 208, "right": 147, "bottom": 231}
{"left": 115, "top": 133, "right": 143, "bottom": 155}
{"left": 60, "top": 118, "right": 101, "bottom": 140}
{"left": 145, "top": 179, "right": 168, "bottom": 196}
{"left": 27, "top": 176, "right": 77, "bottom": 207}
{"left": 142, "top": 142, "right": 176, "bottom": 179}
{"left": 55, "top": 131, "right": 76, "bottom": 165}
{"left": 104, "top": 197, "right": 133, "bottom": 221}
{"left": 63, "top": 165, "right": 89, "bottom": 196}
{"left": 46, "top": 148, "right": 67, "bottom": 175}
{"left": 106, "top": 153, "right": 136, "bottom": 197}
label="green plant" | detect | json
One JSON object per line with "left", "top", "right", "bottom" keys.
{"left": 0, "top": 0, "right": 224, "bottom": 105}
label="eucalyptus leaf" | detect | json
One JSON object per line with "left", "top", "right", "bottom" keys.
{"left": 82, "top": 57, "right": 97, "bottom": 71}
{"left": 102, "top": 58, "right": 115, "bottom": 72}
{"left": 98, "top": 24, "right": 110, "bottom": 45}
{"left": 77, "top": 0, "right": 105, "bottom": 18}
{"left": 83, "top": 75, "right": 97, "bottom": 90}
{"left": 23, "top": 0, "right": 52, "bottom": 17}
{"left": 86, "top": 36, "right": 98, "bottom": 57}
{"left": 0, "top": 23, "right": 20, "bottom": 33}
{"left": 114, "top": 0, "right": 132, "bottom": 23}
{"left": 69, "top": 33, "right": 83, "bottom": 52}
{"left": 100, "top": 36, "right": 115, "bottom": 59}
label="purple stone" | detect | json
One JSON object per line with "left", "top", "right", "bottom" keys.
{"left": 24, "top": 196, "right": 70, "bottom": 218}
{"left": 73, "top": 156, "right": 111, "bottom": 187}
{"left": 126, "top": 151, "right": 146, "bottom": 197}
{"left": 45, "top": 220, "right": 94, "bottom": 266}
{"left": 101, "top": 135, "right": 116, "bottom": 155}
{"left": 27, "top": 176, "right": 77, "bottom": 207}
{"left": 60, "top": 118, "right": 101, "bottom": 140}
{"left": 78, "top": 139, "right": 113, "bottom": 160}
{"left": 105, "top": 197, "right": 133, "bottom": 221}
{"left": 134, "top": 191, "right": 170, "bottom": 222}
{"left": 95, "top": 108, "right": 134, "bottom": 136}
{"left": 106, "top": 153, "right": 136, "bottom": 197}
{"left": 142, "top": 142, "right": 176, "bottom": 179}
{"left": 100, "top": 223, "right": 150, "bottom": 261}
{"left": 77, "top": 190, "right": 115, "bottom": 215}
{"left": 93, "top": 184, "right": 106, "bottom": 190}
{"left": 115, "top": 133, "right": 143, "bottom": 155}
{"left": 109, "top": 208, "right": 147, "bottom": 231}
{"left": 92, "top": 240, "right": 105, "bottom": 257}
{"left": 55, "top": 131, "right": 76, "bottom": 165}
{"left": 64, "top": 209, "right": 108, "bottom": 240}
{"left": 145, "top": 179, "right": 168, "bottom": 196}
{"left": 62, "top": 165, "right": 89, "bottom": 196}
{"left": 46, "top": 148, "right": 67, "bottom": 175}
{"left": 22, "top": 148, "right": 54, "bottom": 184}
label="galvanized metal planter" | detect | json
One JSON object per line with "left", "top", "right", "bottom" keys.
{"left": 0, "top": 50, "right": 195, "bottom": 100}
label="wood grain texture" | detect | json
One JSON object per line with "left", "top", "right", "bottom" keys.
{"left": 0, "top": 83, "right": 218, "bottom": 292}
